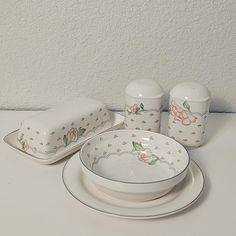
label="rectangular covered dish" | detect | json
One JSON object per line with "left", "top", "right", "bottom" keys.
{"left": 4, "top": 97, "right": 124, "bottom": 164}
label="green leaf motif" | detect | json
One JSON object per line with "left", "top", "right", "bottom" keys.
{"left": 148, "top": 155, "right": 159, "bottom": 165}
{"left": 183, "top": 101, "right": 191, "bottom": 112}
{"left": 140, "top": 103, "right": 144, "bottom": 111}
{"left": 78, "top": 127, "right": 86, "bottom": 136}
{"left": 63, "top": 135, "right": 68, "bottom": 146}
{"left": 132, "top": 141, "right": 145, "bottom": 151}
{"left": 18, "top": 133, "right": 24, "bottom": 142}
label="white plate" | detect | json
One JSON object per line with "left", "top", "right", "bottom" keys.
{"left": 3, "top": 113, "right": 124, "bottom": 165}
{"left": 62, "top": 154, "right": 205, "bottom": 219}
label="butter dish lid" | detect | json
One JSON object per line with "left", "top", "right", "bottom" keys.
{"left": 20, "top": 97, "right": 107, "bottom": 133}
{"left": 17, "top": 97, "right": 111, "bottom": 157}
{"left": 125, "top": 79, "right": 164, "bottom": 98}
{"left": 170, "top": 82, "right": 211, "bottom": 102}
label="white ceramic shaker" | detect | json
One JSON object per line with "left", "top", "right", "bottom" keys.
{"left": 125, "top": 79, "right": 164, "bottom": 132}
{"left": 168, "top": 82, "right": 211, "bottom": 147}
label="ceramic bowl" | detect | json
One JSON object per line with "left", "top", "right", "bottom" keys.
{"left": 79, "top": 130, "right": 190, "bottom": 201}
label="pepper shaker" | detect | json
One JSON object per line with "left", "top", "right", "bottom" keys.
{"left": 168, "top": 82, "right": 211, "bottom": 147}
{"left": 125, "top": 79, "right": 164, "bottom": 132}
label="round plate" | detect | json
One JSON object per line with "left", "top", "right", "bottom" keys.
{"left": 62, "top": 153, "right": 204, "bottom": 219}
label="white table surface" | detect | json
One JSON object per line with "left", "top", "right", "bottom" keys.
{"left": 0, "top": 111, "right": 235, "bottom": 236}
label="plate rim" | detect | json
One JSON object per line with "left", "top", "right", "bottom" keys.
{"left": 62, "top": 156, "right": 205, "bottom": 219}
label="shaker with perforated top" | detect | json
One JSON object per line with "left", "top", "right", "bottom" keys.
{"left": 168, "top": 82, "right": 211, "bottom": 147}
{"left": 125, "top": 79, "right": 164, "bottom": 132}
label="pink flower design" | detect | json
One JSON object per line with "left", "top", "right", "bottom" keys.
{"left": 169, "top": 101, "right": 197, "bottom": 125}
{"left": 130, "top": 104, "right": 139, "bottom": 114}
{"left": 63, "top": 127, "right": 86, "bottom": 147}
{"left": 67, "top": 128, "right": 78, "bottom": 142}
{"left": 127, "top": 103, "right": 145, "bottom": 115}
{"left": 132, "top": 142, "right": 159, "bottom": 165}
{"left": 137, "top": 149, "right": 153, "bottom": 164}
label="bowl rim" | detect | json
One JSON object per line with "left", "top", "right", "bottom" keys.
{"left": 79, "top": 129, "right": 190, "bottom": 185}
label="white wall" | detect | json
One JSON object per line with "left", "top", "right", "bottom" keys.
{"left": 0, "top": 0, "right": 235, "bottom": 112}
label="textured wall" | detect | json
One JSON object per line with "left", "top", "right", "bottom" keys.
{"left": 0, "top": 0, "right": 235, "bottom": 112}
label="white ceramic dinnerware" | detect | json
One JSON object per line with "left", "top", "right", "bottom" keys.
{"left": 79, "top": 130, "right": 190, "bottom": 201}
{"left": 63, "top": 154, "right": 204, "bottom": 219}
{"left": 125, "top": 79, "right": 164, "bottom": 132}
{"left": 3, "top": 97, "right": 124, "bottom": 164}
{"left": 168, "top": 82, "right": 211, "bottom": 147}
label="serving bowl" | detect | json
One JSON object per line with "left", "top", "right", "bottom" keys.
{"left": 79, "top": 130, "right": 190, "bottom": 201}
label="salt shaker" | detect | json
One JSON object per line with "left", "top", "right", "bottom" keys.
{"left": 168, "top": 81, "right": 211, "bottom": 147}
{"left": 125, "top": 79, "right": 164, "bottom": 132}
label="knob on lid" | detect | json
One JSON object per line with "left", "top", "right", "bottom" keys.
{"left": 170, "top": 82, "right": 210, "bottom": 102}
{"left": 125, "top": 79, "right": 164, "bottom": 98}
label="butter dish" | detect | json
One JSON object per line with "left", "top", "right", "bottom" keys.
{"left": 3, "top": 97, "right": 124, "bottom": 164}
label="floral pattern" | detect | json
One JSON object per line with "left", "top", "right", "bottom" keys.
{"left": 126, "top": 103, "right": 145, "bottom": 115}
{"left": 132, "top": 141, "right": 159, "bottom": 165}
{"left": 67, "top": 128, "right": 79, "bottom": 142}
{"left": 18, "top": 133, "right": 29, "bottom": 152}
{"left": 169, "top": 100, "right": 197, "bottom": 126}
{"left": 63, "top": 127, "right": 86, "bottom": 146}
{"left": 17, "top": 126, "right": 87, "bottom": 153}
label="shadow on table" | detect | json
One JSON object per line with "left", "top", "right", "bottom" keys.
{"left": 49, "top": 154, "right": 72, "bottom": 166}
